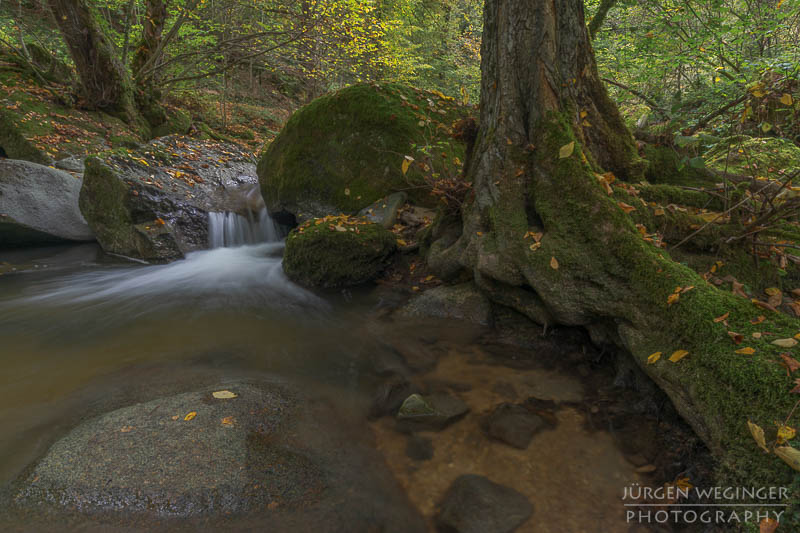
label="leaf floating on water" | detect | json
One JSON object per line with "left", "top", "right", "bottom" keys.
{"left": 774, "top": 446, "right": 800, "bottom": 471}
{"left": 669, "top": 350, "right": 689, "bottom": 363}
{"left": 558, "top": 141, "right": 575, "bottom": 159}
{"left": 550, "top": 256, "right": 559, "bottom": 270}
{"left": 748, "top": 420, "right": 770, "bottom": 453}
{"left": 778, "top": 425, "right": 796, "bottom": 444}
{"left": 212, "top": 390, "right": 238, "bottom": 399}
{"left": 772, "top": 338, "right": 798, "bottom": 348}
{"left": 735, "top": 347, "right": 755, "bottom": 355}
{"left": 184, "top": 411, "right": 197, "bottom": 421}
{"left": 647, "top": 352, "right": 662, "bottom": 364}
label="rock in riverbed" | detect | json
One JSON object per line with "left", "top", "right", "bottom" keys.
{"left": 15, "top": 381, "right": 425, "bottom": 532}
{"left": 436, "top": 474, "right": 533, "bottom": 533}
{"left": 398, "top": 282, "right": 492, "bottom": 326}
{"left": 396, "top": 392, "right": 469, "bottom": 432}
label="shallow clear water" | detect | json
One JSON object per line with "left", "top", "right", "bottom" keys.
{"left": 0, "top": 240, "right": 669, "bottom": 532}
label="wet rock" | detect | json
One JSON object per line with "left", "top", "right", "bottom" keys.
{"left": 388, "top": 338, "right": 441, "bottom": 373}
{"left": 55, "top": 156, "right": 85, "bottom": 174}
{"left": 397, "top": 283, "right": 492, "bottom": 326}
{"left": 436, "top": 474, "right": 532, "bottom": 533}
{"left": 0, "top": 159, "right": 95, "bottom": 246}
{"left": 396, "top": 392, "right": 469, "bottom": 432}
{"left": 482, "top": 403, "right": 551, "bottom": 450}
{"left": 16, "top": 381, "right": 426, "bottom": 532}
{"left": 283, "top": 220, "right": 397, "bottom": 288}
{"left": 369, "top": 373, "right": 418, "bottom": 419}
{"left": 79, "top": 136, "right": 259, "bottom": 262}
{"left": 359, "top": 192, "right": 407, "bottom": 228}
{"left": 405, "top": 435, "right": 433, "bottom": 461}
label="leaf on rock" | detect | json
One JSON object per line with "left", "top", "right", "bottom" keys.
{"left": 735, "top": 347, "right": 755, "bottom": 355}
{"left": 647, "top": 352, "right": 662, "bottom": 364}
{"left": 184, "top": 411, "right": 197, "bottom": 421}
{"left": 772, "top": 338, "right": 798, "bottom": 348}
{"left": 748, "top": 420, "right": 770, "bottom": 453}
{"left": 669, "top": 350, "right": 689, "bottom": 363}
{"left": 713, "top": 312, "right": 729, "bottom": 323}
{"left": 221, "top": 416, "right": 236, "bottom": 427}
{"left": 774, "top": 446, "right": 800, "bottom": 471}
{"left": 212, "top": 390, "right": 238, "bottom": 399}
{"left": 558, "top": 141, "right": 575, "bottom": 159}
{"left": 550, "top": 256, "right": 559, "bottom": 270}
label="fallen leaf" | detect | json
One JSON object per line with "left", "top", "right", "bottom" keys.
{"left": 748, "top": 420, "right": 770, "bottom": 453}
{"left": 654, "top": 207, "right": 665, "bottom": 216}
{"left": 669, "top": 349, "right": 689, "bottom": 362}
{"left": 221, "top": 416, "right": 235, "bottom": 427}
{"left": 792, "top": 378, "right": 800, "bottom": 394}
{"left": 401, "top": 156, "right": 414, "bottom": 175}
{"left": 774, "top": 446, "right": 800, "bottom": 471}
{"left": 713, "top": 312, "right": 730, "bottom": 323}
{"left": 558, "top": 141, "right": 575, "bottom": 159}
{"left": 753, "top": 299, "right": 779, "bottom": 313}
{"left": 618, "top": 202, "right": 636, "bottom": 214}
{"left": 667, "top": 293, "right": 680, "bottom": 305}
{"left": 120, "top": 425, "right": 134, "bottom": 433}
{"left": 731, "top": 280, "right": 748, "bottom": 298}
{"left": 751, "top": 316, "right": 766, "bottom": 325}
{"left": 550, "top": 256, "right": 559, "bottom": 270}
{"left": 155, "top": 218, "right": 166, "bottom": 226}
{"left": 760, "top": 517, "right": 779, "bottom": 533}
{"left": 529, "top": 242, "right": 542, "bottom": 251}
{"left": 736, "top": 347, "right": 756, "bottom": 355}
{"left": 781, "top": 353, "right": 800, "bottom": 373}
{"left": 184, "top": 411, "right": 197, "bottom": 421}
{"left": 773, "top": 338, "right": 798, "bottom": 348}
{"left": 647, "top": 352, "right": 662, "bottom": 364}
{"left": 212, "top": 390, "right": 238, "bottom": 399}
{"left": 765, "top": 287, "right": 782, "bottom": 296}
{"left": 728, "top": 331, "right": 744, "bottom": 344}
{"left": 753, "top": 332, "right": 762, "bottom": 339}
{"left": 344, "top": 188, "right": 351, "bottom": 196}
{"left": 780, "top": 93, "right": 794, "bottom": 106}
{"left": 778, "top": 425, "right": 796, "bottom": 444}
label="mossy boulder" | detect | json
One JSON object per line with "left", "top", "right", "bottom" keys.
{"left": 283, "top": 216, "right": 397, "bottom": 288}
{"left": 150, "top": 108, "right": 192, "bottom": 138}
{"left": 0, "top": 107, "right": 50, "bottom": 164}
{"left": 258, "top": 83, "right": 469, "bottom": 221}
{"left": 80, "top": 136, "right": 259, "bottom": 262}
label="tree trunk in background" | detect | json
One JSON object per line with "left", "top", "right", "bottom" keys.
{"left": 47, "top": 0, "right": 141, "bottom": 127}
{"left": 588, "top": 0, "right": 617, "bottom": 40}
{"left": 428, "top": 0, "right": 795, "bottom": 486}
{"left": 132, "top": 0, "right": 169, "bottom": 127}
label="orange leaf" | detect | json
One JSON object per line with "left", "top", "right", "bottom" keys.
{"left": 713, "top": 312, "right": 730, "bottom": 323}
{"left": 184, "top": 411, "right": 197, "bottom": 421}
{"left": 647, "top": 352, "right": 662, "bottom": 364}
{"left": 751, "top": 315, "right": 766, "bottom": 324}
{"left": 667, "top": 293, "right": 680, "bottom": 305}
{"left": 669, "top": 350, "right": 689, "bottom": 363}
{"left": 735, "top": 347, "right": 755, "bottom": 355}
{"left": 617, "top": 202, "right": 636, "bottom": 214}
{"left": 781, "top": 353, "right": 800, "bottom": 373}
{"left": 728, "top": 331, "right": 744, "bottom": 344}
{"left": 759, "top": 517, "right": 779, "bottom": 533}
{"left": 550, "top": 256, "right": 559, "bottom": 270}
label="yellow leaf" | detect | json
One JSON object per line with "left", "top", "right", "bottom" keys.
{"left": 212, "top": 390, "right": 238, "bottom": 399}
{"left": 558, "top": 141, "right": 575, "bottom": 159}
{"left": 654, "top": 207, "right": 665, "bottom": 216}
{"left": 780, "top": 93, "right": 793, "bottom": 106}
{"left": 765, "top": 287, "right": 782, "bottom": 296}
{"left": 647, "top": 352, "right": 662, "bottom": 364}
{"left": 772, "top": 338, "right": 798, "bottom": 348}
{"left": 748, "top": 420, "right": 769, "bottom": 453}
{"left": 774, "top": 446, "right": 800, "bottom": 470}
{"left": 184, "top": 411, "right": 197, "bottom": 421}
{"left": 397, "top": 238, "right": 408, "bottom": 246}
{"left": 529, "top": 242, "right": 542, "bottom": 251}
{"left": 550, "top": 256, "right": 559, "bottom": 270}
{"left": 669, "top": 350, "right": 689, "bottom": 362}
{"left": 778, "top": 425, "right": 796, "bottom": 444}
{"left": 221, "top": 416, "right": 235, "bottom": 427}
{"left": 735, "top": 347, "right": 755, "bottom": 355}
{"left": 401, "top": 156, "right": 414, "bottom": 176}
{"left": 667, "top": 293, "right": 680, "bottom": 305}
{"left": 579, "top": 111, "right": 588, "bottom": 118}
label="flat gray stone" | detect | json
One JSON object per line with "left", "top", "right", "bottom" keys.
{"left": 436, "top": 474, "right": 533, "bottom": 533}
{"left": 397, "top": 282, "right": 492, "bottom": 326}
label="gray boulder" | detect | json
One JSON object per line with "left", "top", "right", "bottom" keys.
{"left": 359, "top": 192, "right": 407, "bottom": 228}
{"left": 79, "top": 136, "right": 261, "bottom": 262}
{"left": 436, "top": 474, "right": 533, "bottom": 533}
{"left": 15, "top": 381, "right": 426, "bottom": 532}
{"left": 397, "top": 392, "right": 469, "bottom": 432}
{"left": 0, "top": 159, "right": 94, "bottom": 246}
{"left": 398, "top": 282, "right": 492, "bottom": 326}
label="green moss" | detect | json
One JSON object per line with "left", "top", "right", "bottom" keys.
{"left": 706, "top": 136, "right": 800, "bottom": 177}
{"left": 643, "top": 144, "right": 715, "bottom": 187}
{"left": 638, "top": 183, "right": 725, "bottom": 211}
{"left": 283, "top": 218, "right": 397, "bottom": 288}
{"left": 258, "top": 83, "right": 469, "bottom": 218}
{"left": 151, "top": 108, "right": 192, "bottom": 138}
{"left": 0, "top": 107, "right": 50, "bottom": 164}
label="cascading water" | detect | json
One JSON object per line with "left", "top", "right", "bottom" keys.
{"left": 208, "top": 207, "right": 280, "bottom": 247}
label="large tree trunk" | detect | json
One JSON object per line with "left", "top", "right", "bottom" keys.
{"left": 131, "top": 0, "right": 168, "bottom": 128}
{"left": 429, "top": 0, "right": 798, "bottom": 488}
{"left": 47, "top": 0, "right": 141, "bottom": 127}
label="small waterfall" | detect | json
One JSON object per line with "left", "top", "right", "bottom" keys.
{"left": 208, "top": 207, "right": 280, "bottom": 247}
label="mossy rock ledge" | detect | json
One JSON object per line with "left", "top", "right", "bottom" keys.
{"left": 283, "top": 218, "right": 397, "bottom": 288}
{"left": 258, "top": 82, "right": 469, "bottom": 222}
{"left": 80, "top": 135, "right": 258, "bottom": 262}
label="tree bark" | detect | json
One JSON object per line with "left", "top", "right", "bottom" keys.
{"left": 428, "top": 0, "right": 797, "bottom": 487}
{"left": 47, "top": 0, "right": 140, "bottom": 126}
{"left": 132, "top": 0, "right": 169, "bottom": 127}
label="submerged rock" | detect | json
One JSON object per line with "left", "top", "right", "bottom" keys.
{"left": 482, "top": 403, "right": 551, "bottom": 450}
{"left": 0, "top": 159, "right": 94, "bottom": 246}
{"left": 258, "top": 83, "right": 468, "bottom": 221}
{"left": 283, "top": 218, "right": 397, "bottom": 288}
{"left": 79, "top": 136, "right": 259, "bottom": 262}
{"left": 15, "top": 381, "right": 425, "bottom": 532}
{"left": 436, "top": 474, "right": 533, "bottom": 533}
{"left": 396, "top": 392, "right": 469, "bottom": 432}
{"left": 398, "top": 282, "right": 492, "bottom": 326}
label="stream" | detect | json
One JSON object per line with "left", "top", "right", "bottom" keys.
{"left": 0, "top": 209, "right": 707, "bottom": 532}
